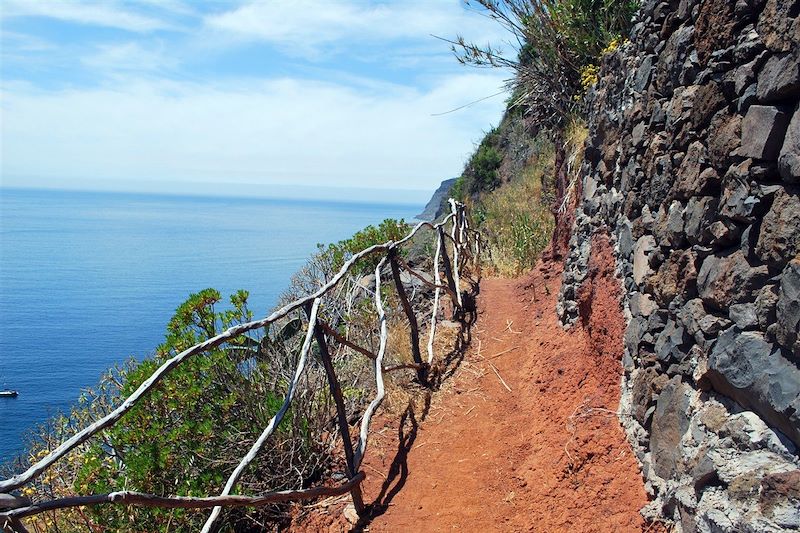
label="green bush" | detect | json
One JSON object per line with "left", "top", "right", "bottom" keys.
{"left": 453, "top": 128, "right": 504, "bottom": 200}
{"left": 71, "top": 289, "right": 313, "bottom": 531}
{"left": 316, "top": 218, "right": 410, "bottom": 277}
{"left": 471, "top": 144, "right": 503, "bottom": 192}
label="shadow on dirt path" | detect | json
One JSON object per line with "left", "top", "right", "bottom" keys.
{"left": 292, "top": 259, "right": 660, "bottom": 532}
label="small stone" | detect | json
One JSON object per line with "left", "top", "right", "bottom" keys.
{"left": 698, "top": 313, "right": 732, "bottom": 336}
{"left": 760, "top": 471, "right": 800, "bottom": 527}
{"left": 357, "top": 274, "right": 376, "bottom": 290}
{"left": 635, "top": 55, "right": 656, "bottom": 92}
{"left": 723, "top": 411, "right": 795, "bottom": 454}
{"left": 343, "top": 504, "right": 359, "bottom": 524}
{"left": 630, "top": 292, "right": 658, "bottom": 318}
{"left": 708, "top": 219, "right": 742, "bottom": 247}
{"left": 757, "top": 0, "right": 800, "bottom": 53}
{"left": 684, "top": 196, "right": 718, "bottom": 245}
{"left": 655, "top": 319, "right": 691, "bottom": 362}
{"left": 632, "top": 122, "right": 648, "bottom": 147}
{"left": 618, "top": 219, "right": 633, "bottom": 258}
{"left": 654, "top": 25, "right": 695, "bottom": 94}
{"left": 647, "top": 249, "right": 698, "bottom": 306}
{"left": 673, "top": 141, "right": 708, "bottom": 198}
{"left": 651, "top": 377, "right": 691, "bottom": 478}
{"left": 688, "top": 448, "right": 717, "bottom": 489}
{"left": 719, "top": 174, "right": 760, "bottom": 223}
{"left": 646, "top": 310, "right": 668, "bottom": 335}
{"left": 707, "top": 328, "right": 800, "bottom": 446}
{"left": 737, "top": 83, "right": 758, "bottom": 113}
{"left": 734, "top": 24, "right": 766, "bottom": 63}
{"left": 734, "top": 58, "right": 759, "bottom": 94}
{"left": 740, "top": 224, "right": 757, "bottom": 261}
{"left": 631, "top": 367, "right": 660, "bottom": 425}
{"left": 665, "top": 200, "right": 686, "bottom": 247}
{"left": 677, "top": 298, "right": 706, "bottom": 339}
{"left": 690, "top": 82, "right": 726, "bottom": 129}
{"left": 755, "top": 284, "right": 780, "bottom": 330}
{"left": 708, "top": 111, "right": 742, "bottom": 168}
{"left": 625, "top": 317, "right": 645, "bottom": 358}
{"left": 739, "top": 105, "right": 791, "bottom": 160}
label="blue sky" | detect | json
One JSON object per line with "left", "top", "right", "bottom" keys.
{"left": 1, "top": 1, "right": 514, "bottom": 202}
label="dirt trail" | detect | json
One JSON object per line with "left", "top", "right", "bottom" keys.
{"left": 296, "top": 259, "right": 654, "bottom": 532}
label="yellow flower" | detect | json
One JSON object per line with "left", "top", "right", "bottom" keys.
{"left": 602, "top": 38, "right": 620, "bottom": 55}
{"left": 580, "top": 64, "right": 600, "bottom": 91}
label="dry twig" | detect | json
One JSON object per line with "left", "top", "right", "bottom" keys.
{"left": 488, "top": 363, "right": 512, "bottom": 392}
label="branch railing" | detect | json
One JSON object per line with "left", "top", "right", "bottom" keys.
{"left": 0, "top": 199, "right": 481, "bottom": 533}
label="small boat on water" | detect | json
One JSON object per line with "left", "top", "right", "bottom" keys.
{"left": 0, "top": 390, "right": 19, "bottom": 398}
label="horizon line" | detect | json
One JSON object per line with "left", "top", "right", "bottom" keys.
{"left": 0, "top": 181, "right": 439, "bottom": 208}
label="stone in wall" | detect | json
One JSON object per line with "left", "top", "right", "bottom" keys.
{"left": 779, "top": 104, "right": 800, "bottom": 181}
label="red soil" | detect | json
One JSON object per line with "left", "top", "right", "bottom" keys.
{"left": 292, "top": 257, "right": 654, "bottom": 532}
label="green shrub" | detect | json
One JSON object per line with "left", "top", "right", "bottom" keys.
{"left": 319, "top": 218, "right": 410, "bottom": 276}
{"left": 471, "top": 144, "right": 503, "bottom": 192}
{"left": 453, "top": 128, "right": 504, "bottom": 200}
{"left": 71, "top": 289, "right": 314, "bottom": 531}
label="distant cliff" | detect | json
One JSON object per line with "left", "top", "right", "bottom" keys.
{"left": 417, "top": 178, "right": 456, "bottom": 220}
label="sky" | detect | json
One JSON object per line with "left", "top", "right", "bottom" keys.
{"left": 0, "top": 1, "right": 515, "bottom": 203}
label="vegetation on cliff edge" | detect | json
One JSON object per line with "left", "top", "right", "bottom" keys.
{"left": 9, "top": 218, "right": 434, "bottom": 532}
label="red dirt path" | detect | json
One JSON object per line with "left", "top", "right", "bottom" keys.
{"left": 293, "top": 258, "right": 654, "bottom": 532}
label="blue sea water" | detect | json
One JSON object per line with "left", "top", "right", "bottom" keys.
{"left": 0, "top": 188, "right": 419, "bottom": 465}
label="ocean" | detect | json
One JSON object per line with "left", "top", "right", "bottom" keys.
{"left": 0, "top": 187, "right": 420, "bottom": 465}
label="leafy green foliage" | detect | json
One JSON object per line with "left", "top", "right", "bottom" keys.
{"left": 471, "top": 144, "right": 503, "bottom": 192}
{"left": 548, "top": 0, "right": 636, "bottom": 68}
{"left": 72, "top": 289, "right": 309, "bottom": 531}
{"left": 317, "top": 218, "right": 410, "bottom": 277}
{"left": 453, "top": 128, "right": 504, "bottom": 200}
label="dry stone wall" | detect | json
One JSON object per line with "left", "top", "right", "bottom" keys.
{"left": 557, "top": 0, "right": 800, "bottom": 530}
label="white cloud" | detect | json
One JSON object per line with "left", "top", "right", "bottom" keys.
{"left": 1, "top": 0, "right": 174, "bottom": 33}
{"left": 205, "top": 0, "right": 513, "bottom": 58}
{"left": 81, "top": 42, "right": 178, "bottom": 74}
{"left": 1, "top": 1, "right": 515, "bottom": 196}
{"left": 1, "top": 72, "right": 507, "bottom": 193}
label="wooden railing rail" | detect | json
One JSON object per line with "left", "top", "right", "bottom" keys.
{"left": 0, "top": 200, "right": 479, "bottom": 533}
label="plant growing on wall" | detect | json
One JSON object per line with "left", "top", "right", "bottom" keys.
{"left": 450, "top": 0, "right": 637, "bottom": 126}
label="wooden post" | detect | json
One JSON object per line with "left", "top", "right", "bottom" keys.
{"left": 388, "top": 249, "right": 427, "bottom": 384}
{"left": 426, "top": 231, "right": 442, "bottom": 364}
{"left": 438, "top": 227, "right": 459, "bottom": 318}
{"left": 303, "top": 303, "right": 365, "bottom": 516}
{"left": 448, "top": 200, "right": 463, "bottom": 308}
